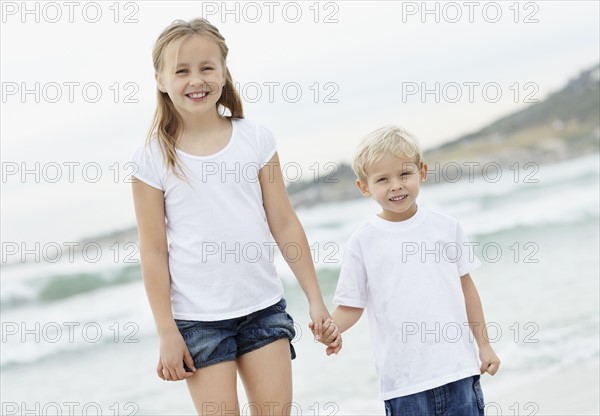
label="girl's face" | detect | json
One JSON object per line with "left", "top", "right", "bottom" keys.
{"left": 156, "top": 35, "right": 226, "bottom": 121}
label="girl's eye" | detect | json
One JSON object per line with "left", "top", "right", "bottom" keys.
{"left": 176, "top": 69, "right": 188, "bottom": 74}
{"left": 377, "top": 178, "right": 386, "bottom": 182}
{"left": 201, "top": 67, "right": 213, "bottom": 71}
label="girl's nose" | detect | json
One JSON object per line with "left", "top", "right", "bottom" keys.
{"left": 189, "top": 73, "right": 204, "bottom": 86}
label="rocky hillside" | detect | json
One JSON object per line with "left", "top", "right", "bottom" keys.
{"left": 288, "top": 63, "right": 600, "bottom": 208}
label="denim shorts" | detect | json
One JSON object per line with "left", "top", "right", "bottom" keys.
{"left": 174, "top": 298, "right": 296, "bottom": 370}
{"left": 384, "top": 374, "right": 485, "bottom": 416}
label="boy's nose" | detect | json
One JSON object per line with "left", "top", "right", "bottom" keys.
{"left": 391, "top": 179, "right": 403, "bottom": 190}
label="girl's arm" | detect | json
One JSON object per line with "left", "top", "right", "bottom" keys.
{"left": 131, "top": 178, "right": 195, "bottom": 380}
{"left": 461, "top": 273, "right": 501, "bottom": 375}
{"left": 131, "top": 179, "right": 174, "bottom": 334}
{"left": 259, "top": 152, "right": 331, "bottom": 332}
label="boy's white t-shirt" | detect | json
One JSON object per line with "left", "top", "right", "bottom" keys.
{"left": 333, "top": 206, "right": 482, "bottom": 400}
{"left": 131, "top": 118, "right": 284, "bottom": 321}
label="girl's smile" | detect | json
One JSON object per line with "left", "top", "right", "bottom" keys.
{"left": 156, "top": 35, "right": 226, "bottom": 120}
{"left": 185, "top": 91, "right": 209, "bottom": 101}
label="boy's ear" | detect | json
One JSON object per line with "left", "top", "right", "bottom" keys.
{"left": 155, "top": 72, "right": 166, "bottom": 93}
{"left": 356, "top": 179, "right": 371, "bottom": 197}
{"left": 420, "top": 163, "right": 428, "bottom": 183}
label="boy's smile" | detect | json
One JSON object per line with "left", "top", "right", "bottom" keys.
{"left": 357, "top": 153, "right": 428, "bottom": 222}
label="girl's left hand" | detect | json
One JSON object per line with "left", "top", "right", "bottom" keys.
{"left": 308, "top": 299, "right": 331, "bottom": 341}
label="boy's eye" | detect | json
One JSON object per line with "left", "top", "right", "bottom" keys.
{"left": 377, "top": 178, "right": 386, "bottom": 182}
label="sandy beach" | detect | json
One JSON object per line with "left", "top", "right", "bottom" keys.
{"left": 483, "top": 358, "right": 600, "bottom": 415}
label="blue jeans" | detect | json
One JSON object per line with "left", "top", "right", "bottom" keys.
{"left": 174, "top": 298, "right": 296, "bottom": 369}
{"left": 384, "top": 375, "right": 485, "bottom": 416}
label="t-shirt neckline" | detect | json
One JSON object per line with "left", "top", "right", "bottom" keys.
{"left": 175, "top": 118, "right": 237, "bottom": 160}
{"left": 371, "top": 205, "right": 428, "bottom": 231}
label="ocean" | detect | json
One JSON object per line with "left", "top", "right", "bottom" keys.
{"left": 1, "top": 153, "right": 599, "bottom": 415}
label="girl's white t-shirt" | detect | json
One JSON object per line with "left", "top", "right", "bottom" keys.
{"left": 131, "top": 118, "right": 284, "bottom": 321}
{"left": 333, "top": 206, "right": 482, "bottom": 400}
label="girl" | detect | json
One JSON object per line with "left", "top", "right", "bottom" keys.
{"left": 131, "top": 18, "right": 332, "bottom": 415}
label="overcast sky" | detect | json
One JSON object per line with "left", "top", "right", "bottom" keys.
{"left": 1, "top": 1, "right": 599, "bottom": 244}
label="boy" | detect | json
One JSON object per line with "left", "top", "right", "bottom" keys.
{"left": 313, "top": 126, "right": 500, "bottom": 415}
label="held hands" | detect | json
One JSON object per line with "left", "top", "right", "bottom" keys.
{"left": 157, "top": 329, "right": 196, "bottom": 381}
{"left": 479, "top": 343, "right": 501, "bottom": 375}
{"left": 308, "top": 300, "right": 342, "bottom": 356}
{"left": 309, "top": 317, "right": 343, "bottom": 356}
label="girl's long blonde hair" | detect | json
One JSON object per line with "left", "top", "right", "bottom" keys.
{"left": 147, "top": 18, "right": 244, "bottom": 180}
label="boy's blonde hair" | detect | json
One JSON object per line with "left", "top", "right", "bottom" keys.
{"left": 352, "top": 125, "right": 424, "bottom": 182}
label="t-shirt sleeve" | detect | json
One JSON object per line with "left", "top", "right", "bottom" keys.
{"left": 455, "top": 222, "right": 482, "bottom": 277}
{"left": 258, "top": 125, "right": 278, "bottom": 167}
{"left": 332, "top": 246, "right": 368, "bottom": 309}
{"left": 131, "top": 144, "right": 164, "bottom": 191}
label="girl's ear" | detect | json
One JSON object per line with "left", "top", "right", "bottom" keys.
{"left": 155, "top": 72, "right": 166, "bottom": 93}
{"left": 356, "top": 179, "right": 371, "bottom": 197}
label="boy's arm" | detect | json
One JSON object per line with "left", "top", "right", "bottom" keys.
{"left": 331, "top": 305, "right": 364, "bottom": 333}
{"left": 461, "top": 273, "right": 501, "bottom": 375}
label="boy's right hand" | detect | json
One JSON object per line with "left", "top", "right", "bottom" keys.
{"left": 325, "top": 333, "right": 343, "bottom": 356}
{"left": 157, "top": 329, "right": 196, "bottom": 381}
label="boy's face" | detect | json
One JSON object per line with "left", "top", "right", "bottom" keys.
{"left": 356, "top": 153, "right": 428, "bottom": 222}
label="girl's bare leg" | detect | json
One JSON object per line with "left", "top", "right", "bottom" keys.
{"left": 185, "top": 361, "right": 239, "bottom": 415}
{"left": 237, "top": 339, "right": 293, "bottom": 416}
